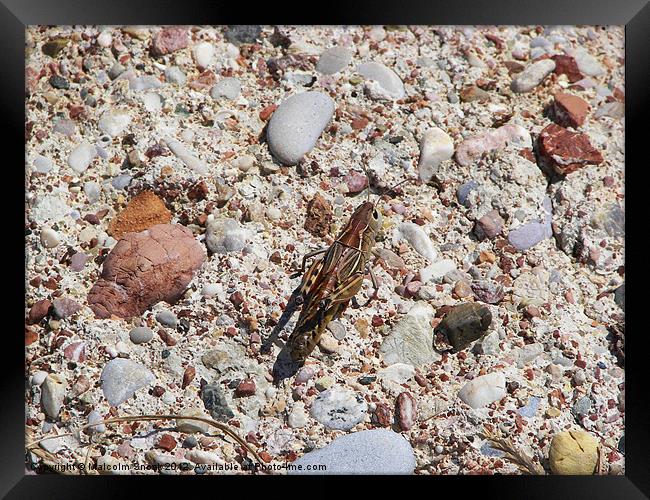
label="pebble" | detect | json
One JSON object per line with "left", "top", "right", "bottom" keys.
{"left": 201, "top": 283, "right": 221, "bottom": 298}
{"left": 129, "top": 326, "right": 154, "bottom": 344}
{"left": 41, "top": 374, "right": 66, "bottom": 419}
{"left": 327, "top": 320, "right": 347, "bottom": 341}
{"left": 436, "top": 303, "right": 492, "bottom": 351}
{"left": 98, "top": 109, "right": 131, "bottom": 137}
{"left": 210, "top": 78, "right": 241, "bottom": 100}
{"left": 205, "top": 217, "right": 252, "bottom": 254}
{"left": 53, "top": 118, "right": 76, "bottom": 136}
{"left": 396, "top": 392, "right": 417, "bottom": 431}
{"left": 165, "top": 66, "right": 186, "bottom": 85}
{"left": 52, "top": 297, "right": 82, "bottom": 319}
{"left": 510, "top": 59, "right": 556, "bottom": 93}
{"left": 317, "top": 46, "right": 353, "bottom": 75}
{"left": 192, "top": 42, "right": 214, "bottom": 68}
{"left": 31, "top": 370, "right": 48, "bottom": 386}
{"left": 537, "top": 123, "right": 603, "bottom": 175}
{"left": 455, "top": 124, "right": 531, "bottom": 167}
{"left": 458, "top": 372, "right": 506, "bottom": 409}
{"left": 572, "top": 396, "right": 592, "bottom": 417}
{"left": 594, "top": 101, "right": 624, "bottom": 120}
{"left": 40, "top": 227, "right": 60, "bottom": 248}
{"left": 49, "top": 75, "right": 69, "bottom": 89}
{"left": 267, "top": 91, "right": 335, "bottom": 165}
{"left": 70, "top": 252, "right": 88, "bottom": 272}
{"left": 380, "top": 303, "right": 440, "bottom": 367}
{"left": 474, "top": 210, "right": 504, "bottom": 240}
{"left": 224, "top": 25, "right": 261, "bottom": 45}
{"left": 33, "top": 155, "right": 53, "bottom": 173}
{"left": 142, "top": 92, "right": 162, "bottom": 113}
{"left": 518, "top": 396, "right": 540, "bottom": 418}
{"left": 156, "top": 310, "right": 178, "bottom": 328}
{"left": 567, "top": 48, "right": 605, "bottom": 77}
{"left": 201, "top": 384, "right": 234, "bottom": 422}
{"left": 111, "top": 174, "right": 132, "bottom": 190}
{"left": 100, "top": 358, "right": 155, "bottom": 407}
{"left": 84, "top": 181, "right": 101, "bottom": 203}
{"left": 151, "top": 26, "right": 188, "bottom": 56}
{"left": 310, "top": 386, "right": 368, "bottom": 431}
{"left": 553, "top": 92, "right": 590, "bottom": 128}
{"left": 396, "top": 223, "right": 438, "bottom": 262}
{"left": 549, "top": 430, "right": 599, "bottom": 474}
{"left": 67, "top": 141, "right": 96, "bottom": 173}
{"left": 357, "top": 62, "right": 405, "bottom": 100}
{"left": 377, "top": 363, "right": 416, "bottom": 385}
{"left": 420, "top": 260, "right": 456, "bottom": 284}
{"left": 471, "top": 280, "right": 504, "bottom": 304}
{"left": 456, "top": 180, "right": 479, "bottom": 207}
{"left": 87, "top": 410, "right": 106, "bottom": 434}
{"left": 288, "top": 402, "right": 309, "bottom": 428}
{"left": 164, "top": 137, "right": 208, "bottom": 174}
{"left": 290, "top": 429, "right": 415, "bottom": 475}
{"left": 418, "top": 128, "right": 454, "bottom": 182}
{"left": 185, "top": 450, "right": 225, "bottom": 465}
{"left": 614, "top": 284, "right": 624, "bottom": 310}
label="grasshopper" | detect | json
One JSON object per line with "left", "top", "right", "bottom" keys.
{"left": 284, "top": 177, "right": 409, "bottom": 366}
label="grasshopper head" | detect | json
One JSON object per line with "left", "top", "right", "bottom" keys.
{"left": 354, "top": 201, "right": 383, "bottom": 235}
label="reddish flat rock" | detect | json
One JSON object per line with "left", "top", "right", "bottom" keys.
{"left": 553, "top": 92, "right": 590, "bottom": 128}
{"left": 88, "top": 224, "right": 206, "bottom": 319}
{"left": 151, "top": 27, "right": 188, "bottom": 56}
{"left": 537, "top": 123, "right": 603, "bottom": 175}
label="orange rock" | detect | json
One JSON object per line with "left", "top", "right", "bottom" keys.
{"left": 108, "top": 191, "right": 172, "bottom": 239}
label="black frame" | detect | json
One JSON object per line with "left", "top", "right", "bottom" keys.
{"left": 6, "top": 0, "right": 647, "bottom": 498}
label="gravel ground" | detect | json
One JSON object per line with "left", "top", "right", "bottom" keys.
{"left": 25, "top": 25, "right": 624, "bottom": 475}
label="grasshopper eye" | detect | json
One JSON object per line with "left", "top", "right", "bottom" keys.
{"left": 372, "top": 210, "right": 379, "bottom": 219}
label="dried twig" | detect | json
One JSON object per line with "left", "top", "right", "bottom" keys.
{"left": 479, "top": 428, "right": 546, "bottom": 475}
{"left": 26, "top": 414, "right": 264, "bottom": 474}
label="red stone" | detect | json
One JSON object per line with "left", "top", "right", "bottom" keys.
{"left": 156, "top": 434, "right": 177, "bottom": 452}
{"left": 344, "top": 172, "right": 368, "bottom": 194}
{"left": 188, "top": 70, "right": 216, "bottom": 91}
{"left": 25, "top": 328, "right": 38, "bottom": 346}
{"left": 552, "top": 55, "right": 583, "bottom": 83}
{"left": 304, "top": 193, "right": 333, "bottom": 238}
{"left": 151, "top": 27, "right": 189, "bottom": 56}
{"left": 229, "top": 291, "right": 245, "bottom": 308}
{"left": 235, "top": 378, "right": 256, "bottom": 397}
{"left": 28, "top": 299, "right": 51, "bottom": 324}
{"left": 63, "top": 341, "right": 86, "bottom": 362}
{"left": 373, "top": 402, "right": 392, "bottom": 427}
{"left": 537, "top": 123, "right": 603, "bottom": 175}
{"left": 182, "top": 366, "right": 195, "bottom": 389}
{"left": 396, "top": 392, "right": 417, "bottom": 431}
{"left": 259, "top": 104, "right": 278, "bottom": 121}
{"left": 553, "top": 92, "right": 590, "bottom": 128}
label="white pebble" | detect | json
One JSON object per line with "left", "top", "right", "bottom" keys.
{"left": 418, "top": 128, "right": 454, "bottom": 182}
{"left": 201, "top": 283, "right": 222, "bottom": 298}
{"left": 396, "top": 223, "right": 438, "bottom": 262}
{"left": 31, "top": 370, "right": 48, "bottom": 386}
{"left": 41, "top": 374, "right": 66, "bottom": 419}
{"left": 97, "top": 30, "right": 112, "bottom": 48}
{"left": 458, "top": 372, "right": 506, "bottom": 409}
{"left": 40, "top": 227, "right": 60, "bottom": 248}
{"left": 193, "top": 42, "right": 215, "bottom": 69}
{"left": 33, "top": 155, "right": 53, "bottom": 173}
{"left": 142, "top": 92, "right": 162, "bottom": 113}
{"left": 67, "top": 142, "right": 97, "bottom": 173}
{"left": 98, "top": 109, "right": 132, "bottom": 137}
{"left": 233, "top": 155, "right": 255, "bottom": 172}
{"left": 266, "top": 207, "right": 281, "bottom": 220}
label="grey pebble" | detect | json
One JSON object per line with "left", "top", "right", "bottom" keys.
{"left": 69, "top": 252, "right": 88, "bottom": 272}
{"left": 290, "top": 429, "right": 415, "bottom": 475}
{"left": 510, "top": 59, "right": 555, "bottom": 93}
{"left": 357, "top": 61, "right": 405, "bottom": 100}
{"left": 210, "top": 77, "right": 241, "bottom": 100}
{"left": 267, "top": 91, "right": 335, "bottom": 166}
{"left": 224, "top": 25, "right": 261, "bottom": 45}
{"left": 156, "top": 310, "right": 178, "bottom": 328}
{"left": 572, "top": 396, "right": 592, "bottom": 417}
{"left": 456, "top": 180, "right": 478, "bottom": 207}
{"left": 100, "top": 358, "right": 155, "bottom": 407}
{"left": 111, "top": 174, "right": 132, "bottom": 190}
{"left": 316, "top": 46, "right": 353, "bottom": 75}
{"left": 129, "top": 326, "right": 154, "bottom": 344}
{"left": 165, "top": 66, "right": 187, "bottom": 85}
{"left": 201, "top": 384, "right": 234, "bottom": 422}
